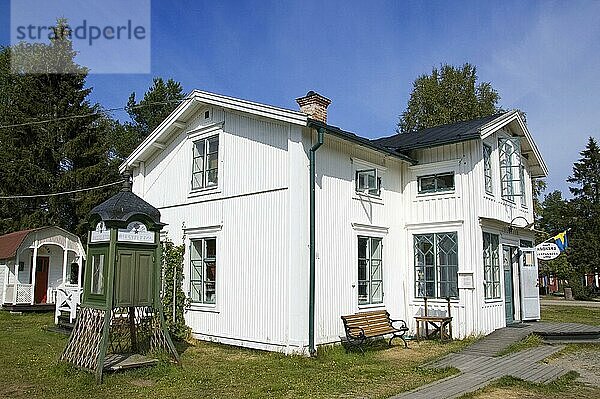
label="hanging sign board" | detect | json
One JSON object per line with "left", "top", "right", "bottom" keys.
{"left": 118, "top": 222, "right": 155, "bottom": 244}
{"left": 535, "top": 242, "right": 560, "bottom": 261}
{"left": 90, "top": 221, "right": 110, "bottom": 243}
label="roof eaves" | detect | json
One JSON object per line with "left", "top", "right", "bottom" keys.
{"left": 120, "top": 91, "right": 309, "bottom": 174}
{"left": 480, "top": 111, "right": 548, "bottom": 178}
{"left": 307, "top": 119, "right": 417, "bottom": 165}
{"left": 190, "top": 90, "right": 307, "bottom": 126}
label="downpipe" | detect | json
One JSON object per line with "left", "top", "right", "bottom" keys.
{"left": 309, "top": 126, "right": 324, "bottom": 356}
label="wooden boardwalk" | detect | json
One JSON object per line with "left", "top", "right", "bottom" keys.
{"left": 392, "top": 322, "right": 600, "bottom": 399}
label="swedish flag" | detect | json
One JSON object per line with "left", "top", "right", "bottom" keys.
{"left": 553, "top": 231, "right": 568, "bottom": 252}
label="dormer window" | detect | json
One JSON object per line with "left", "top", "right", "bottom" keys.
{"left": 418, "top": 172, "right": 455, "bottom": 194}
{"left": 355, "top": 169, "right": 381, "bottom": 196}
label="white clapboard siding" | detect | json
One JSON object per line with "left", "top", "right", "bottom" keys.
{"left": 139, "top": 106, "right": 296, "bottom": 352}
{"left": 129, "top": 98, "right": 542, "bottom": 351}
{"left": 312, "top": 133, "right": 407, "bottom": 344}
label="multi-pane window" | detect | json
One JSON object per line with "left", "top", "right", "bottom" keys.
{"left": 190, "top": 238, "right": 216, "bottom": 304}
{"left": 356, "top": 169, "right": 381, "bottom": 196}
{"left": 520, "top": 165, "right": 527, "bottom": 207}
{"left": 414, "top": 232, "right": 458, "bottom": 298}
{"left": 358, "top": 236, "right": 383, "bottom": 305}
{"left": 499, "top": 137, "right": 523, "bottom": 200}
{"left": 483, "top": 232, "right": 501, "bottom": 299}
{"left": 483, "top": 144, "right": 493, "bottom": 194}
{"left": 418, "top": 173, "right": 455, "bottom": 194}
{"left": 192, "top": 135, "right": 219, "bottom": 190}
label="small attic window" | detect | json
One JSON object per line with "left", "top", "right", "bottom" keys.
{"left": 356, "top": 169, "right": 381, "bottom": 196}
{"left": 204, "top": 110, "right": 210, "bottom": 119}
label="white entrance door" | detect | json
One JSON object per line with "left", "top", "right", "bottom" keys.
{"left": 519, "top": 248, "right": 540, "bottom": 320}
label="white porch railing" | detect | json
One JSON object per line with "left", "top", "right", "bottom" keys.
{"left": 54, "top": 284, "right": 81, "bottom": 324}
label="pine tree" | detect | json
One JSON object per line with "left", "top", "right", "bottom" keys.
{"left": 566, "top": 137, "right": 600, "bottom": 291}
{"left": 398, "top": 63, "right": 501, "bottom": 133}
{"left": 0, "top": 20, "right": 120, "bottom": 238}
{"left": 127, "top": 77, "right": 185, "bottom": 137}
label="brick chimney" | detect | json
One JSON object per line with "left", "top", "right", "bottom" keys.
{"left": 295, "top": 91, "right": 331, "bottom": 123}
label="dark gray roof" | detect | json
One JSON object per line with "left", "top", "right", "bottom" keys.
{"left": 307, "top": 119, "right": 417, "bottom": 164}
{"left": 374, "top": 113, "right": 506, "bottom": 152}
{"left": 89, "top": 188, "right": 164, "bottom": 230}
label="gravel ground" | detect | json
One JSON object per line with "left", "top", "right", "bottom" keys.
{"left": 551, "top": 346, "right": 600, "bottom": 386}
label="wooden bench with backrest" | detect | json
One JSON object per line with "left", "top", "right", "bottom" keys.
{"left": 341, "top": 310, "right": 408, "bottom": 353}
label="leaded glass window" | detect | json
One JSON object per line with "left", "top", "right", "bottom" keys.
{"left": 192, "top": 135, "right": 219, "bottom": 190}
{"left": 483, "top": 144, "right": 493, "bottom": 194}
{"left": 358, "top": 236, "right": 383, "bottom": 305}
{"left": 499, "top": 137, "right": 523, "bottom": 200}
{"left": 483, "top": 232, "right": 501, "bottom": 299}
{"left": 190, "top": 238, "right": 217, "bottom": 304}
{"left": 414, "top": 232, "right": 458, "bottom": 298}
{"left": 520, "top": 165, "right": 527, "bottom": 207}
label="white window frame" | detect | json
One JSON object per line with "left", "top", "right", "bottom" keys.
{"left": 357, "top": 236, "right": 384, "bottom": 306}
{"left": 414, "top": 231, "right": 459, "bottom": 299}
{"left": 185, "top": 225, "right": 222, "bottom": 311}
{"left": 191, "top": 135, "right": 219, "bottom": 191}
{"left": 352, "top": 158, "right": 386, "bottom": 199}
{"left": 417, "top": 172, "right": 455, "bottom": 194}
{"left": 355, "top": 169, "right": 381, "bottom": 196}
{"left": 189, "top": 237, "right": 217, "bottom": 305}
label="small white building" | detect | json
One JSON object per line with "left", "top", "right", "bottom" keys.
{"left": 119, "top": 90, "right": 548, "bottom": 354}
{"left": 0, "top": 227, "right": 85, "bottom": 318}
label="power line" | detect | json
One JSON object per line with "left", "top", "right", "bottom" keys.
{"left": 0, "top": 180, "right": 124, "bottom": 199}
{"left": 0, "top": 99, "right": 187, "bottom": 130}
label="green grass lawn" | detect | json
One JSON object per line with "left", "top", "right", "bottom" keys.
{"left": 2, "top": 305, "right": 599, "bottom": 399}
{"left": 0, "top": 311, "right": 471, "bottom": 399}
{"left": 541, "top": 304, "right": 600, "bottom": 326}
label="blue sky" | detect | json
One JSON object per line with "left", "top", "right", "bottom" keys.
{"left": 1, "top": 0, "right": 599, "bottom": 196}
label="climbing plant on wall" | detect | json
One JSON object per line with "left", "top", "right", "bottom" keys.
{"left": 162, "top": 238, "right": 190, "bottom": 341}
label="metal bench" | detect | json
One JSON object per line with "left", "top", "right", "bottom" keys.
{"left": 341, "top": 309, "right": 408, "bottom": 353}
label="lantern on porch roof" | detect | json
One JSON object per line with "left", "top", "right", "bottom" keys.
{"left": 61, "top": 177, "right": 179, "bottom": 382}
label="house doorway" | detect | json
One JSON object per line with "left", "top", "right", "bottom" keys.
{"left": 520, "top": 247, "right": 540, "bottom": 320}
{"left": 34, "top": 257, "right": 50, "bottom": 303}
{"left": 503, "top": 246, "right": 518, "bottom": 325}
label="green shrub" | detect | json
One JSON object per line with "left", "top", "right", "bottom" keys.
{"left": 161, "top": 238, "right": 190, "bottom": 340}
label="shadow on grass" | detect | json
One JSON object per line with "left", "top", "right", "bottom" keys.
{"left": 337, "top": 336, "right": 412, "bottom": 355}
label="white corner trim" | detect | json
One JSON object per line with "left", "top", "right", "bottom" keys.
{"left": 184, "top": 224, "right": 223, "bottom": 236}
{"left": 351, "top": 223, "right": 389, "bottom": 235}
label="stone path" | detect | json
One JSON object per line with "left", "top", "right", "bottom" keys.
{"left": 392, "top": 322, "right": 600, "bottom": 399}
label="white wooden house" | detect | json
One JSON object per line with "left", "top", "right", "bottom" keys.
{"left": 0, "top": 227, "right": 85, "bottom": 319}
{"left": 119, "top": 90, "right": 547, "bottom": 354}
